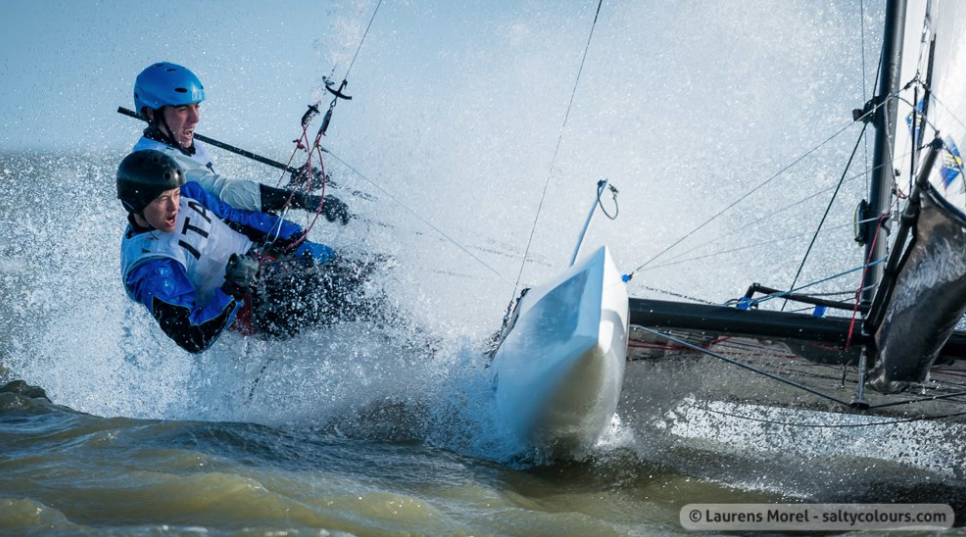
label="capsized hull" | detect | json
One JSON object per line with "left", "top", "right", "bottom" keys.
{"left": 491, "top": 246, "right": 629, "bottom": 451}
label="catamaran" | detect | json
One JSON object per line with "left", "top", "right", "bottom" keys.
{"left": 492, "top": 0, "right": 966, "bottom": 456}
{"left": 114, "top": 0, "right": 966, "bottom": 456}
{"left": 626, "top": 0, "right": 966, "bottom": 423}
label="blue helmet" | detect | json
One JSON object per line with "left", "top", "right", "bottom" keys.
{"left": 133, "top": 62, "right": 206, "bottom": 116}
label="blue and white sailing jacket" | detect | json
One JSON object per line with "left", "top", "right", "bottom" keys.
{"left": 120, "top": 182, "right": 302, "bottom": 353}
{"left": 133, "top": 136, "right": 263, "bottom": 212}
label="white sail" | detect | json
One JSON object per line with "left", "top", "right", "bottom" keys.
{"left": 896, "top": 0, "right": 966, "bottom": 206}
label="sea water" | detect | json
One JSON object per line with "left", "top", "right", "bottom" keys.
{"left": 3, "top": 0, "right": 966, "bottom": 535}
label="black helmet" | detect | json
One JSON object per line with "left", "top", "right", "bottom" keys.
{"left": 117, "top": 150, "right": 185, "bottom": 213}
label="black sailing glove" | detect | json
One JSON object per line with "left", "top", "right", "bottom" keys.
{"left": 258, "top": 184, "right": 350, "bottom": 225}
{"left": 306, "top": 194, "right": 351, "bottom": 225}
{"left": 289, "top": 164, "right": 325, "bottom": 191}
{"left": 222, "top": 253, "right": 259, "bottom": 299}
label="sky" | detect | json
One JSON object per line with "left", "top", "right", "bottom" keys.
{"left": 0, "top": 1, "right": 358, "bottom": 152}
{"left": 0, "top": 0, "right": 578, "bottom": 153}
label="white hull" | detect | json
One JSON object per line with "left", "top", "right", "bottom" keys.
{"left": 491, "top": 246, "right": 629, "bottom": 452}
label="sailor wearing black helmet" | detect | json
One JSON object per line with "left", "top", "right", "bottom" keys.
{"left": 131, "top": 61, "right": 350, "bottom": 224}
{"left": 118, "top": 150, "right": 337, "bottom": 353}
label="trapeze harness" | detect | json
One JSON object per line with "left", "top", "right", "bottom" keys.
{"left": 121, "top": 181, "right": 303, "bottom": 353}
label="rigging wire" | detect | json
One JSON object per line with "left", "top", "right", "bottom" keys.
{"left": 628, "top": 120, "right": 865, "bottom": 277}
{"left": 597, "top": 180, "right": 619, "bottom": 219}
{"left": 860, "top": 0, "right": 873, "bottom": 195}
{"left": 845, "top": 195, "right": 903, "bottom": 349}
{"left": 799, "top": 289, "right": 867, "bottom": 298}
{"left": 322, "top": 149, "right": 511, "bottom": 283}
{"left": 638, "top": 327, "right": 966, "bottom": 416}
{"left": 634, "top": 326, "right": 855, "bottom": 407}
{"left": 648, "top": 223, "right": 854, "bottom": 272}
{"left": 658, "top": 186, "right": 843, "bottom": 265}
{"left": 247, "top": 0, "right": 385, "bottom": 396}
{"left": 651, "top": 155, "right": 910, "bottom": 268}
{"left": 729, "top": 257, "right": 884, "bottom": 308}
{"left": 627, "top": 90, "right": 905, "bottom": 282}
{"left": 889, "top": 92, "right": 966, "bottom": 213}
{"left": 931, "top": 93, "right": 966, "bottom": 140}
{"left": 510, "top": 0, "right": 604, "bottom": 298}
{"left": 264, "top": 0, "right": 385, "bottom": 251}
{"left": 635, "top": 285, "right": 719, "bottom": 306}
{"left": 781, "top": 123, "right": 869, "bottom": 311}
{"left": 342, "top": 0, "right": 384, "bottom": 84}
{"left": 641, "top": 247, "right": 878, "bottom": 310}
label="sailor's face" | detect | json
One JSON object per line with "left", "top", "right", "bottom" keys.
{"left": 142, "top": 187, "right": 180, "bottom": 233}
{"left": 160, "top": 103, "right": 200, "bottom": 149}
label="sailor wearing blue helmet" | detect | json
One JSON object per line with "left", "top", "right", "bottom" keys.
{"left": 131, "top": 62, "right": 350, "bottom": 223}
{"left": 133, "top": 62, "right": 206, "bottom": 148}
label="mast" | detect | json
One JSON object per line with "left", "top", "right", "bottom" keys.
{"left": 861, "top": 0, "right": 907, "bottom": 308}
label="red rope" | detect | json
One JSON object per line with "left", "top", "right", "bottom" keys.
{"left": 267, "top": 117, "right": 332, "bottom": 254}
{"left": 291, "top": 129, "right": 330, "bottom": 243}
{"left": 844, "top": 196, "right": 900, "bottom": 350}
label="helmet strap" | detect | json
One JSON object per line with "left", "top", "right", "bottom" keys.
{"left": 143, "top": 109, "right": 196, "bottom": 157}
{"left": 128, "top": 212, "right": 152, "bottom": 232}
{"left": 155, "top": 109, "right": 179, "bottom": 146}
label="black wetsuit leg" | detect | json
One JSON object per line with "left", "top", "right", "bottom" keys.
{"left": 249, "top": 256, "right": 386, "bottom": 339}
